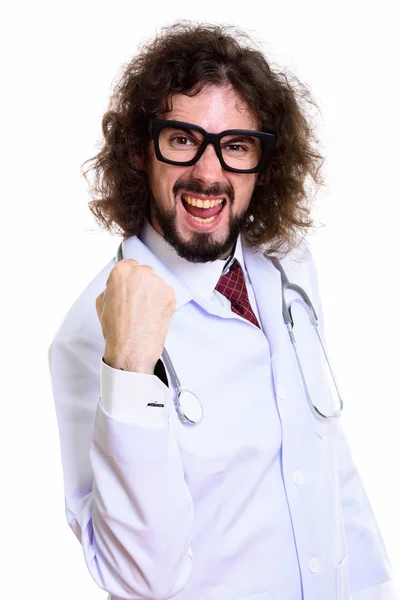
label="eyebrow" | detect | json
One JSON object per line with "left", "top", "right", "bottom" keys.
{"left": 166, "top": 123, "right": 259, "bottom": 138}
{"left": 222, "top": 135, "right": 258, "bottom": 143}
{"left": 167, "top": 126, "right": 203, "bottom": 137}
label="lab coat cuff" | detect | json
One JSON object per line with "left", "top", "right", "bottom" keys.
{"left": 100, "top": 357, "right": 170, "bottom": 427}
{"left": 352, "top": 579, "right": 398, "bottom": 600}
{"left": 93, "top": 400, "right": 170, "bottom": 468}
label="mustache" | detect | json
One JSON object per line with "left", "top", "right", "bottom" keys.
{"left": 173, "top": 179, "right": 234, "bottom": 202}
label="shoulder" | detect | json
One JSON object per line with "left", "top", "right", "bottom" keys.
{"left": 263, "top": 237, "right": 319, "bottom": 286}
{"left": 261, "top": 237, "right": 322, "bottom": 312}
{"left": 283, "top": 241, "right": 319, "bottom": 291}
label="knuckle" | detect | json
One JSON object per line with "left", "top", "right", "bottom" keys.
{"left": 140, "top": 264, "right": 154, "bottom": 273}
{"left": 111, "top": 259, "right": 151, "bottom": 279}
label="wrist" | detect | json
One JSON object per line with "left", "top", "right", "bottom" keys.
{"left": 103, "top": 349, "right": 155, "bottom": 374}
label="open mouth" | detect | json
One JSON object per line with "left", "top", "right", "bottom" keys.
{"left": 181, "top": 193, "right": 227, "bottom": 223}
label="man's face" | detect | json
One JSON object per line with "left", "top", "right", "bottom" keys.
{"left": 145, "top": 84, "right": 260, "bottom": 263}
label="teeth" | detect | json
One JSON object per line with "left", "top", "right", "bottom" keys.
{"left": 192, "top": 215, "right": 218, "bottom": 224}
{"left": 182, "top": 194, "right": 224, "bottom": 208}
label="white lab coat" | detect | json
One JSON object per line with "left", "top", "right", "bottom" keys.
{"left": 48, "top": 233, "right": 396, "bottom": 600}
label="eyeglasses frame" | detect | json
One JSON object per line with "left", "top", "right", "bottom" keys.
{"left": 148, "top": 118, "right": 276, "bottom": 174}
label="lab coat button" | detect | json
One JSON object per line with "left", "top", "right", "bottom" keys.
{"left": 292, "top": 469, "right": 304, "bottom": 485}
{"left": 308, "top": 557, "right": 321, "bottom": 573}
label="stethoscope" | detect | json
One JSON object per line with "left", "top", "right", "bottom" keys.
{"left": 116, "top": 242, "right": 343, "bottom": 425}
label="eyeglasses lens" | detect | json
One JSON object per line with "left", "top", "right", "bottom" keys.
{"left": 158, "top": 126, "right": 262, "bottom": 170}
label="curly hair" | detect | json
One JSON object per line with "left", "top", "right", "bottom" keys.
{"left": 82, "top": 21, "right": 325, "bottom": 256}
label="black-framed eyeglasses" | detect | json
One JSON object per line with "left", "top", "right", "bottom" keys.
{"left": 148, "top": 118, "right": 276, "bottom": 174}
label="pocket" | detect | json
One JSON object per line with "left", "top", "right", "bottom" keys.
{"left": 336, "top": 554, "right": 351, "bottom": 599}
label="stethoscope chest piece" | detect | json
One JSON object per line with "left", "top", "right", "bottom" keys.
{"left": 176, "top": 389, "right": 204, "bottom": 424}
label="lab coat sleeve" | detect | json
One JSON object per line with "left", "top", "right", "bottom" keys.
{"left": 305, "top": 250, "right": 398, "bottom": 599}
{"left": 48, "top": 332, "right": 194, "bottom": 600}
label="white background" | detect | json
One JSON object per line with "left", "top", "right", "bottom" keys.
{"left": 2, "top": 0, "right": 399, "bottom": 597}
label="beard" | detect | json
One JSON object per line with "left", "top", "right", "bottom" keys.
{"left": 148, "top": 178, "right": 250, "bottom": 263}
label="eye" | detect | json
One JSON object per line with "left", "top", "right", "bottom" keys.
{"left": 171, "top": 136, "right": 195, "bottom": 147}
{"left": 223, "top": 144, "right": 247, "bottom": 153}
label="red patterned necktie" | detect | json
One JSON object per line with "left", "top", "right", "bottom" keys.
{"left": 215, "top": 258, "right": 261, "bottom": 329}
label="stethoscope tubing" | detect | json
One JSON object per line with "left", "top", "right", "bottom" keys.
{"left": 270, "top": 256, "right": 343, "bottom": 420}
{"left": 115, "top": 242, "right": 343, "bottom": 424}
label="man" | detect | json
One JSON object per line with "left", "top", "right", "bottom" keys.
{"left": 48, "top": 21, "right": 396, "bottom": 600}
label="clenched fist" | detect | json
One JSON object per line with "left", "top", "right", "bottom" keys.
{"left": 96, "top": 259, "right": 177, "bottom": 373}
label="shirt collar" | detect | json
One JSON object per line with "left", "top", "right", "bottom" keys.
{"left": 139, "top": 218, "right": 247, "bottom": 301}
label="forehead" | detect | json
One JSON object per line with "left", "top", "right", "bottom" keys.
{"left": 161, "top": 84, "right": 259, "bottom": 132}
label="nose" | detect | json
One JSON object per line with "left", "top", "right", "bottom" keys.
{"left": 189, "top": 142, "right": 225, "bottom": 186}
